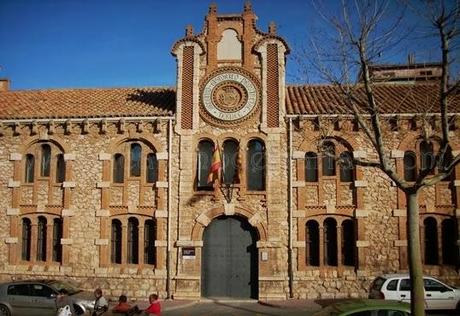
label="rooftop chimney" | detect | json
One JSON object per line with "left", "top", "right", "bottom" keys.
{"left": 0, "top": 79, "right": 9, "bottom": 91}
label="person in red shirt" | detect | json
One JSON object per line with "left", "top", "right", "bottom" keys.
{"left": 112, "top": 295, "right": 132, "bottom": 314}
{"left": 144, "top": 294, "right": 161, "bottom": 316}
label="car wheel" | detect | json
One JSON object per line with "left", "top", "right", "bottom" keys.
{"left": 0, "top": 304, "right": 10, "bottom": 316}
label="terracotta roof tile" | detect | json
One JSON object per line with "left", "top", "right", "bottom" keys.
{"left": 0, "top": 87, "right": 175, "bottom": 119}
{"left": 0, "top": 84, "right": 458, "bottom": 120}
{"left": 286, "top": 84, "right": 460, "bottom": 115}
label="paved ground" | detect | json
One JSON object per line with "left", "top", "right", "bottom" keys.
{"left": 103, "top": 299, "right": 456, "bottom": 316}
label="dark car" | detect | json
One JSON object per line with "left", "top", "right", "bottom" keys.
{"left": 0, "top": 279, "right": 94, "bottom": 316}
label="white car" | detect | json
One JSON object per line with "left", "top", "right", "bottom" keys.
{"left": 369, "top": 273, "right": 460, "bottom": 310}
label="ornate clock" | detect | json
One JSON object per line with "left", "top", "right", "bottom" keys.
{"left": 201, "top": 68, "right": 259, "bottom": 124}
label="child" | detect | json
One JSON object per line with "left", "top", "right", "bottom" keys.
{"left": 112, "top": 295, "right": 132, "bottom": 314}
{"left": 143, "top": 294, "right": 161, "bottom": 316}
{"left": 92, "top": 288, "right": 108, "bottom": 316}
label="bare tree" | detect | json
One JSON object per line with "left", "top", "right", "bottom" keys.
{"left": 304, "top": 1, "right": 460, "bottom": 315}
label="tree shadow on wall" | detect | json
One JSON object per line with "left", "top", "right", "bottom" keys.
{"left": 126, "top": 89, "right": 176, "bottom": 114}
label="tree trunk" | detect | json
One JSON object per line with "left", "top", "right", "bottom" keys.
{"left": 406, "top": 191, "right": 425, "bottom": 316}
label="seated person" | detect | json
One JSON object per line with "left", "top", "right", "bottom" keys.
{"left": 112, "top": 295, "right": 132, "bottom": 313}
{"left": 92, "top": 288, "right": 108, "bottom": 316}
{"left": 143, "top": 294, "right": 161, "bottom": 316}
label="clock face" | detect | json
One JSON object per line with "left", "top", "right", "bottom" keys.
{"left": 201, "top": 71, "right": 258, "bottom": 122}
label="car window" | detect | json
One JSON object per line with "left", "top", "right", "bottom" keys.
{"left": 7, "top": 284, "right": 30, "bottom": 296}
{"left": 386, "top": 279, "right": 398, "bottom": 291}
{"left": 371, "top": 277, "right": 387, "bottom": 291}
{"left": 399, "top": 279, "right": 411, "bottom": 291}
{"left": 30, "top": 284, "right": 56, "bottom": 297}
{"left": 424, "top": 278, "right": 450, "bottom": 292}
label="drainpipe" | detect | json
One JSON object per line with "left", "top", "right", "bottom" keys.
{"left": 288, "top": 117, "right": 294, "bottom": 298}
{"left": 166, "top": 119, "right": 173, "bottom": 299}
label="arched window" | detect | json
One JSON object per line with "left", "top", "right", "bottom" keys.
{"left": 306, "top": 220, "right": 319, "bottom": 266}
{"left": 130, "top": 143, "right": 142, "bottom": 177}
{"left": 247, "top": 139, "right": 265, "bottom": 191}
{"left": 420, "top": 141, "right": 434, "bottom": 172}
{"left": 21, "top": 218, "right": 31, "bottom": 261}
{"left": 127, "top": 217, "right": 139, "bottom": 264}
{"left": 111, "top": 220, "right": 122, "bottom": 264}
{"left": 144, "top": 219, "right": 156, "bottom": 265}
{"left": 442, "top": 218, "right": 457, "bottom": 265}
{"left": 324, "top": 218, "right": 338, "bottom": 266}
{"left": 113, "top": 154, "right": 125, "bottom": 183}
{"left": 403, "top": 151, "right": 417, "bottom": 181}
{"left": 424, "top": 217, "right": 438, "bottom": 265}
{"left": 339, "top": 151, "right": 354, "bottom": 182}
{"left": 56, "top": 154, "right": 65, "bottom": 183}
{"left": 52, "top": 218, "right": 63, "bottom": 262}
{"left": 305, "top": 152, "right": 318, "bottom": 182}
{"left": 197, "top": 140, "right": 213, "bottom": 190}
{"left": 342, "top": 219, "right": 356, "bottom": 266}
{"left": 146, "top": 153, "right": 158, "bottom": 183}
{"left": 223, "top": 140, "right": 238, "bottom": 185}
{"left": 41, "top": 144, "right": 51, "bottom": 177}
{"left": 322, "top": 142, "right": 336, "bottom": 176}
{"left": 25, "top": 154, "right": 35, "bottom": 183}
{"left": 37, "top": 216, "right": 47, "bottom": 261}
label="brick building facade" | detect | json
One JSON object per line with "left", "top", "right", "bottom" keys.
{"left": 0, "top": 3, "right": 459, "bottom": 300}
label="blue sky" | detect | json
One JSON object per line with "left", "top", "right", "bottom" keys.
{"left": 0, "top": 0, "right": 444, "bottom": 90}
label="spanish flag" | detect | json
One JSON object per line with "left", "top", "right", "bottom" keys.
{"left": 207, "top": 143, "right": 222, "bottom": 184}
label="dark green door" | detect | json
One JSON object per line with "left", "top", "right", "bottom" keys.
{"left": 201, "top": 216, "right": 258, "bottom": 298}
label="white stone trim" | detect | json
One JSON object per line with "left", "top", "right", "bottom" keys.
{"left": 154, "top": 240, "right": 167, "bottom": 247}
{"left": 356, "top": 240, "right": 370, "bottom": 247}
{"left": 96, "top": 209, "right": 110, "bottom": 217}
{"left": 256, "top": 241, "right": 282, "bottom": 248}
{"left": 127, "top": 205, "right": 136, "bottom": 213}
{"left": 354, "top": 180, "right": 368, "bottom": 188}
{"left": 196, "top": 213, "right": 211, "bottom": 227}
{"left": 391, "top": 150, "right": 404, "bottom": 159}
{"left": 5, "top": 237, "right": 18, "bottom": 244}
{"left": 6, "top": 208, "right": 19, "bottom": 216}
{"left": 63, "top": 153, "right": 75, "bottom": 161}
{"left": 393, "top": 209, "right": 407, "bottom": 217}
{"left": 9, "top": 153, "right": 22, "bottom": 161}
{"left": 98, "top": 153, "right": 111, "bottom": 161}
{"left": 353, "top": 150, "right": 368, "bottom": 159}
{"left": 97, "top": 181, "right": 110, "bottom": 188}
{"left": 60, "top": 238, "right": 73, "bottom": 245}
{"left": 62, "top": 181, "right": 76, "bottom": 188}
{"left": 156, "top": 181, "right": 168, "bottom": 188}
{"left": 176, "top": 240, "right": 203, "bottom": 247}
{"left": 354, "top": 209, "right": 369, "bottom": 217}
{"left": 293, "top": 151, "right": 305, "bottom": 159}
{"left": 224, "top": 203, "right": 235, "bottom": 216}
{"left": 62, "top": 209, "right": 75, "bottom": 217}
{"left": 95, "top": 239, "right": 108, "bottom": 246}
{"left": 394, "top": 240, "right": 408, "bottom": 247}
{"left": 292, "top": 181, "right": 305, "bottom": 188}
{"left": 293, "top": 241, "right": 305, "bottom": 248}
{"left": 155, "top": 210, "right": 168, "bottom": 218}
{"left": 293, "top": 210, "right": 304, "bottom": 218}
{"left": 248, "top": 212, "right": 262, "bottom": 226}
{"left": 156, "top": 152, "right": 168, "bottom": 160}
{"left": 8, "top": 179, "right": 20, "bottom": 188}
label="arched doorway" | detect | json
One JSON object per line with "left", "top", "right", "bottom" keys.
{"left": 201, "top": 215, "right": 258, "bottom": 299}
